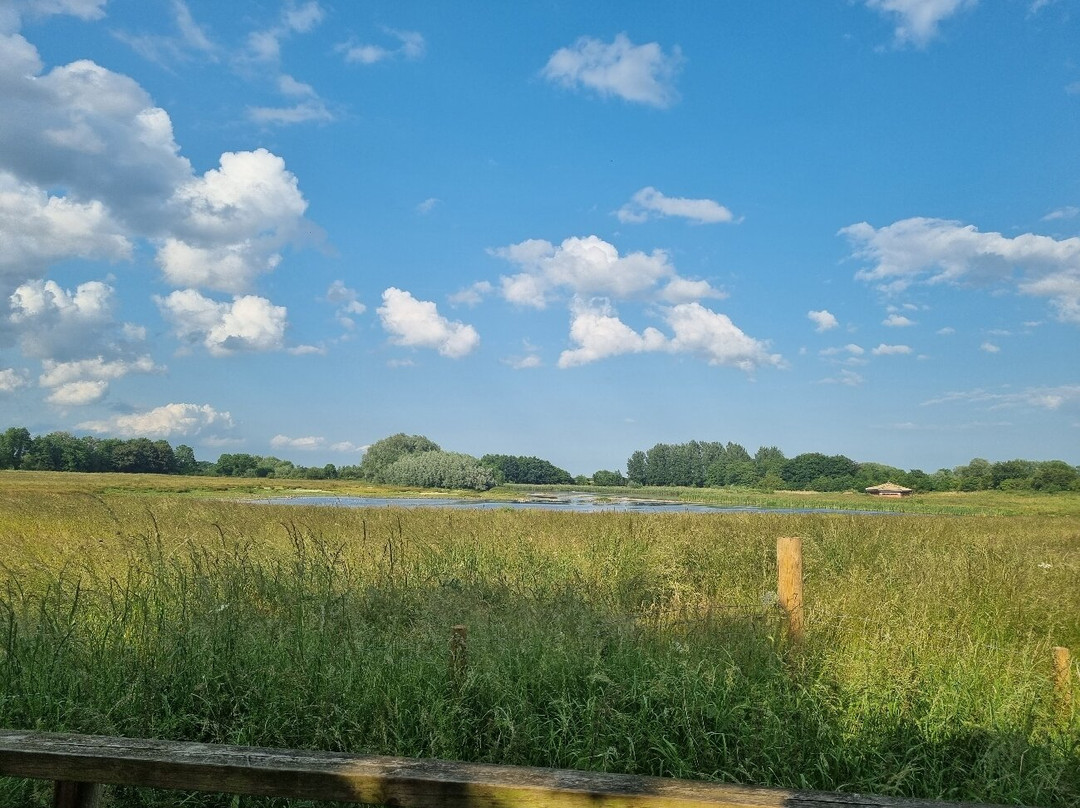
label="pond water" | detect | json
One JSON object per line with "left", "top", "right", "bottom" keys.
{"left": 246, "top": 494, "right": 900, "bottom": 516}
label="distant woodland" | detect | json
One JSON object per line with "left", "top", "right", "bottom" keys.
{"left": 1, "top": 427, "right": 1077, "bottom": 493}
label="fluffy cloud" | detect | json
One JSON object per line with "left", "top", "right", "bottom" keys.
{"left": 616, "top": 187, "right": 735, "bottom": 225}
{"left": 78, "top": 402, "right": 233, "bottom": 438}
{"left": 377, "top": 287, "right": 480, "bottom": 359}
{"left": 8, "top": 279, "right": 121, "bottom": 359}
{"left": 542, "top": 33, "right": 682, "bottom": 108}
{"left": 863, "top": 0, "right": 977, "bottom": 47}
{"left": 557, "top": 298, "right": 782, "bottom": 371}
{"left": 883, "top": 314, "right": 915, "bottom": 326}
{"left": 808, "top": 310, "right": 839, "bottom": 332}
{"left": 0, "top": 36, "right": 194, "bottom": 232}
{"left": 0, "top": 367, "right": 28, "bottom": 393}
{"left": 0, "top": 32, "right": 312, "bottom": 303}
{"left": 271, "top": 434, "right": 325, "bottom": 450}
{"left": 493, "top": 235, "right": 722, "bottom": 308}
{"left": 664, "top": 302, "right": 784, "bottom": 371}
{"left": 159, "top": 149, "right": 308, "bottom": 292}
{"left": 0, "top": 171, "right": 130, "bottom": 285}
{"left": 39, "top": 354, "right": 159, "bottom": 406}
{"left": 842, "top": 217, "right": 1080, "bottom": 324}
{"left": 558, "top": 298, "right": 666, "bottom": 368}
{"left": 980, "top": 341, "right": 1000, "bottom": 353}
{"left": 156, "top": 290, "right": 288, "bottom": 356}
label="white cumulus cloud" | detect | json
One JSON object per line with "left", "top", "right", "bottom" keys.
{"left": 156, "top": 290, "right": 288, "bottom": 356}
{"left": 808, "top": 310, "right": 839, "bottom": 332}
{"left": 493, "top": 235, "right": 721, "bottom": 308}
{"left": 377, "top": 287, "right": 480, "bottom": 359}
{"left": 883, "top": 314, "right": 916, "bottom": 327}
{"left": 39, "top": 354, "right": 159, "bottom": 406}
{"left": 558, "top": 298, "right": 667, "bottom": 368}
{"left": 8, "top": 279, "right": 124, "bottom": 360}
{"left": 0, "top": 171, "right": 131, "bottom": 284}
{"left": 159, "top": 148, "right": 308, "bottom": 293}
{"left": 557, "top": 298, "right": 782, "bottom": 372}
{"left": 616, "top": 187, "right": 735, "bottom": 225}
{"left": 842, "top": 217, "right": 1080, "bottom": 324}
{"left": 664, "top": 302, "right": 784, "bottom": 371}
{"left": 78, "top": 402, "right": 233, "bottom": 438}
{"left": 0, "top": 367, "right": 29, "bottom": 393}
{"left": 542, "top": 33, "right": 682, "bottom": 108}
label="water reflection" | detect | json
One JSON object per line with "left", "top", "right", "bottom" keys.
{"left": 246, "top": 494, "right": 898, "bottom": 516}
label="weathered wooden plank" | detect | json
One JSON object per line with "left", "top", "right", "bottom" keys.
{"left": 0, "top": 731, "right": 1010, "bottom": 808}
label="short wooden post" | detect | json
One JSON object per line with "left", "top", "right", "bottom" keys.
{"left": 1053, "top": 646, "right": 1072, "bottom": 717}
{"left": 54, "top": 780, "right": 102, "bottom": 808}
{"left": 777, "top": 537, "right": 804, "bottom": 644}
{"left": 450, "top": 624, "right": 468, "bottom": 681}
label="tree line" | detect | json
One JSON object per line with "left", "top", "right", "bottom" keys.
{"left": 625, "top": 440, "right": 1080, "bottom": 493}
{"left": 2, "top": 426, "right": 1078, "bottom": 493}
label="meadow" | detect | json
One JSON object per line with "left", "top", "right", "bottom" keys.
{"left": 0, "top": 472, "right": 1077, "bottom": 807}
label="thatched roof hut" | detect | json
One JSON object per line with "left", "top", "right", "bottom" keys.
{"left": 864, "top": 482, "right": 913, "bottom": 497}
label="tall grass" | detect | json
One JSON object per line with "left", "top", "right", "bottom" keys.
{"left": 0, "top": 481, "right": 1077, "bottom": 807}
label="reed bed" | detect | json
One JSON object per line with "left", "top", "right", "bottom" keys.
{"left": 0, "top": 481, "right": 1077, "bottom": 807}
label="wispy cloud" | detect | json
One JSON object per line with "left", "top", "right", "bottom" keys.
{"left": 863, "top": 0, "right": 977, "bottom": 48}
{"left": 339, "top": 28, "right": 426, "bottom": 65}
{"left": 616, "top": 187, "right": 735, "bottom": 225}
{"left": 542, "top": 33, "right": 682, "bottom": 108}
{"left": 923, "top": 385, "right": 1080, "bottom": 410}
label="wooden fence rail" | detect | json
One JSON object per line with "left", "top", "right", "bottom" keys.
{"left": 0, "top": 730, "right": 1015, "bottom": 808}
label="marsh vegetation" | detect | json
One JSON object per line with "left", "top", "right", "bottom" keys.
{"left": 0, "top": 473, "right": 1077, "bottom": 807}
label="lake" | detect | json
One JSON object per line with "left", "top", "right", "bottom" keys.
{"left": 246, "top": 493, "right": 900, "bottom": 515}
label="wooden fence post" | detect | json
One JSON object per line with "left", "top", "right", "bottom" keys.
{"left": 450, "top": 624, "right": 468, "bottom": 682}
{"left": 1053, "top": 646, "right": 1072, "bottom": 717}
{"left": 54, "top": 781, "right": 102, "bottom": 808}
{"left": 777, "top": 537, "right": 804, "bottom": 645}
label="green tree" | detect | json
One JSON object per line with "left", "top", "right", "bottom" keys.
{"left": 592, "top": 469, "right": 626, "bottom": 486}
{"left": 0, "top": 427, "right": 32, "bottom": 469}
{"left": 174, "top": 445, "right": 198, "bottom": 475}
{"left": 360, "top": 433, "right": 440, "bottom": 482}
{"left": 626, "top": 451, "right": 646, "bottom": 485}
{"left": 480, "top": 454, "right": 573, "bottom": 485}
{"left": 380, "top": 450, "right": 495, "bottom": 490}
{"left": 1032, "top": 460, "right": 1079, "bottom": 492}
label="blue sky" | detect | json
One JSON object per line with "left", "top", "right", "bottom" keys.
{"left": 1, "top": 0, "right": 1078, "bottom": 475}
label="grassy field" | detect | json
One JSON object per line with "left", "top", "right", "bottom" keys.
{"left": 0, "top": 471, "right": 1078, "bottom": 807}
